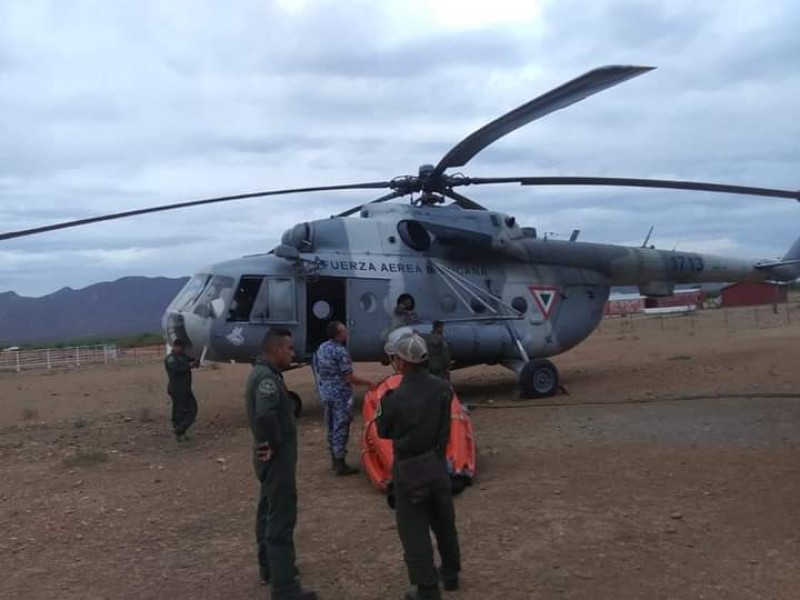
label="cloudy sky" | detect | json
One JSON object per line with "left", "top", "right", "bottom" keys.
{"left": 1, "top": 0, "right": 798, "bottom": 297}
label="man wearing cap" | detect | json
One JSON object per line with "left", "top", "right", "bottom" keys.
{"left": 164, "top": 338, "right": 199, "bottom": 441}
{"left": 314, "top": 320, "right": 375, "bottom": 476}
{"left": 377, "top": 331, "right": 462, "bottom": 600}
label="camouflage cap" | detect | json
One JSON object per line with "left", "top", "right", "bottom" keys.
{"left": 386, "top": 330, "right": 428, "bottom": 364}
{"left": 383, "top": 326, "right": 414, "bottom": 356}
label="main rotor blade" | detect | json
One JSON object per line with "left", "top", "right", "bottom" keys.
{"left": 440, "top": 189, "right": 486, "bottom": 211}
{"left": 463, "top": 176, "right": 800, "bottom": 200}
{"left": 429, "top": 65, "right": 654, "bottom": 181}
{"left": 0, "top": 181, "right": 392, "bottom": 241}
{"left": 336, "top": 189, "right": 409, "bottom": 218}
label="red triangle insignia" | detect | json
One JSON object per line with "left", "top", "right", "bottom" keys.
{"left": 528, "top": 286, "right": 559, "bottom": 319}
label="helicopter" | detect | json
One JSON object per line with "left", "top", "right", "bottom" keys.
{"left": 3, "top": 65, "right": 799, "bottom": 402}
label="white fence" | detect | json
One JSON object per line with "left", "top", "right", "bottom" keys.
{"left": 0, "top": 344, "right": 166, "bottom": 373}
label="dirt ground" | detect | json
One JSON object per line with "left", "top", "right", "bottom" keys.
{"left": 1, "top": 320, "right": 799, "bottom": 599}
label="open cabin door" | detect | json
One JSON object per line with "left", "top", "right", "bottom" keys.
{"left": 305, "top": 277, "right": 346, "bottom": 354}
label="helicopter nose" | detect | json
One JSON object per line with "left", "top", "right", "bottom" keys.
{"left": 163, "top": 311, "right": 209, "bottom": 359}
{"left": 164, "top": 311, "right": 186, "bottom": 344}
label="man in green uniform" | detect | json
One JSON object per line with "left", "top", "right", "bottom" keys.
{"left": 245, "top": 328, "right": 319, "bottom": 600}
{"left": 164, "top": 339, "right": 198, "bottom": 441}
{"left": 377, "top": 332, "right": 461, "bottom": 600}
{"left": 423, "top": 321, "right": 451, "bottom": 381}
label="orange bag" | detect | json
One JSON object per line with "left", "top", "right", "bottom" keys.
{"left": 360, "top": 374, "right": 476, "bottom": 494}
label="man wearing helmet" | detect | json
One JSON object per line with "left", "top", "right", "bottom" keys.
{"left": 376, "top": 331, "right": 462, "bottom": 600}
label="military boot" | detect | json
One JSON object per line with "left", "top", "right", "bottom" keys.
{"left": 333, "top": 457, "right": 358, "bottom": 476}
{"left": 439, "top": 568, "right": 459, "bottom": 591}
{"left": 271, "top": 581, "right": 319, "bottom": 600}
{"left": 404, "top": 584, "right": 441, "bottom": 600}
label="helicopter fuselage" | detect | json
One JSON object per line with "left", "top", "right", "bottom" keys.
{"left": 161, "top": 203, "right": 796, "bottom": 374}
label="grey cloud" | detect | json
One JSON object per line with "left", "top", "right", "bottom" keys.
{"left": 1, "top": 0, "right": 799, "bottom": 296}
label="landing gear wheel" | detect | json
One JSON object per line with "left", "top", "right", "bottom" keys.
{"left": 288, "top": 391, "right": 302, "bottom": 418}
{"left": 519, "top": 359, "right": 560, "bottom": 399}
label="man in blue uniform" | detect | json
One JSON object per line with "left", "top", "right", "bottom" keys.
{"left": 245, "top": 328, "right": 319, "bottom": 600}
{"left": 164, "top": 338, "right": 198, "bottom": 441}
{"left": 377, "top": 331, "right": 462, "bottom": 600}
{"left": 314, "top": 320, "right": 374, "bottom": 476}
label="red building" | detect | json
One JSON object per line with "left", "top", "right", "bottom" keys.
{"left": 720, "top": 282, "right": 788, "bottom": 308}
{"left": 605, "top": 294, "right": 645, "bottom": 317}
{"left": 644, "top": 288, "right": 705, "bottom": 309}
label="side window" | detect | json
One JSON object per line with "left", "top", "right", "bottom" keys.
{"left": 247, "top": 278, "right": 296, "bottom": 323}
{"left": 250, "top": 279, "right": 270, "bottom": 322}
{"left": 228, "top": 276, "right": 265, "bottom": 322}
{"left": 270, "top": 278, "right": 296, "bottom": 322}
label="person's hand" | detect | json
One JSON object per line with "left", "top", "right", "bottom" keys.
{"left": 190, "top": 359, "right": 200, "bottom": 368}
{"left": 257, "top": 442, "right": 274, "bottom": 462}
{"left": 367, "top": 381, "right": 377, "bottom": 391}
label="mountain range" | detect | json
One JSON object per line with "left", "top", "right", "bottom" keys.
{"left": 0, "top": 276, "right": 735, "bottom": 348}
{"left": 0, "top": 276, "right": 189, "bottom": 346}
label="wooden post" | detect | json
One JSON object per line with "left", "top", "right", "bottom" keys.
{"left": 15, "top": 350, "right": 20, "bottom": 373}
{"left": 46, "top": 348, "right": 51, "bottom": 369}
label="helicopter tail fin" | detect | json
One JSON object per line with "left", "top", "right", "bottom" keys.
{"left": 782, "top": 236, "right": 800, "bottom": 263}
{"left": 754, "top": 237, "right": 800, "bottom": 280}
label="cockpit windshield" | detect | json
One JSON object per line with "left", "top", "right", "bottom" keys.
{"left": 168, "top": 274, "right": 211, "bottom": 312}
{"left": 193, "top": 275, "right": 236, "bottom": 319}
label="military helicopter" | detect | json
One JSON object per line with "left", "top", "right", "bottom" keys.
{"left": 3, "top": 65, "right": 799, "bottom": 403}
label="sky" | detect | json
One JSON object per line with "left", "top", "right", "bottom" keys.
{"left": 1, "top": 0, "right": 798, "bottom": 297}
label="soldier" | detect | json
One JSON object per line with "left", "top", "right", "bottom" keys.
{"left": 377, "top": 332, "right": 461, "bottom": 600}
{"left": 314, "top": 320, "right": 374, "bottom": 476}
{"left": 423, "top": 320, "right": 451, "bottom": 381}
{"left": 391, "top": 293, "right": 419, "bottom": 331}
{"left": 164, "top": 338, "right": 198, "bottom": 441}
{"left": 246, "top": 328, "right": 319, "bottom": 600}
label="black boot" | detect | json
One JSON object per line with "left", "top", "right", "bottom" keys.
{"left": 404, "top": 584, "right": 441, "bottom": 600}
{"left": 333, "top": 457, "right": 358, "bottom": 476}
{"left": 271, "top": 581, "right": 319, "bottom": 600}
{"left": 439, "top": 568, "right": 459, "bottom": 591}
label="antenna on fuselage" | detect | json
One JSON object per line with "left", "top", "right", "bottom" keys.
{"left": 641, "top": 225, "right": 654, "bottom": 248}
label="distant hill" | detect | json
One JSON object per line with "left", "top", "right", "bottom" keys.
{"left": 0, "top": 276, "right": 189, "bottom": 346}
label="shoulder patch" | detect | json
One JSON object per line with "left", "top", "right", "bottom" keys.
{"left": 258, "top": 378, "right": 278, "bottom": 395}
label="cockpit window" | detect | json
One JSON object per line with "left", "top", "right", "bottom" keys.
{"left": 193, "top": 275, "right": 235, "bottom": 318}
{"left": 168, "top": 274, "right": 211, "bottom": 312}
{"left": 229, "top": 276, "right": 264, "bottom": 322}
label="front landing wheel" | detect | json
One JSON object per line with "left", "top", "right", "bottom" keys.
{"left": 519, "top": 359, "right": 559, "bottom": 399}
